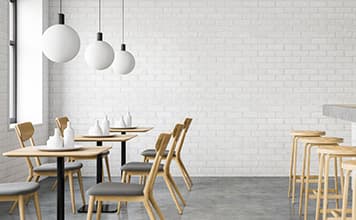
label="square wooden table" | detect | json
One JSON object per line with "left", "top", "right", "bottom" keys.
{"left": 3, "top": 146, "right": 111, "bottom": 220}
{"left": 74, "top": 134, "right": 137, "bottom": 167}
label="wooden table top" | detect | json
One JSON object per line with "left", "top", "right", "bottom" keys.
{"left": 75, "top": 134, "right": 137, "bottom": 142}
{"left": 110, "top": 127, "right": 153, "bottom": 133}
{"left": 3, "top": 146, "right": 112, "bottom": 158}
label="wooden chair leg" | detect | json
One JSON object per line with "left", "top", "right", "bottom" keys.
{"left": 117, "top": 201, "right": 122, "bottom": 215}
{"left": 96, "top": 201, "right": 102, "bottom": 220}
{"left": 143, "top": 199, "right": 156, "bottom": 220}
{"left": 18, "top": 195, "right": 25, "bottom": 220}
{"left": 167, "top": 173, "right": 186, "bottom": 206}
{"left": 149, "top": 194, "right": 165, "bottom": 220}
{"left": 341, "top": 170, "right": 351, "bottom": 220}
{"left": 104, "top": 156, "right": 112, "bottom": 182}
{"left": 289, "top": 136, "right": 296, "bottom": 198}
{"left": 163, "top": 175, "right": 183, "bottom": 215}
{"left": 315, "top": 153, "right": 325, "bottom": 220}
{"left": 176, "top": 158, "right": 192, "bottom": 191}
{"left": 299, "top": 143, "right": 308, "bottom": 215}
{"left": 78, "top": 170, "right": 86, "bottom": 205}
{"left": 87, "top": 196, "right": 95, "bottom": 220}
{"left": 34, "top": 192, "right": 42, "bottom": 220}
{"left": 9, "top": 175, "right": 33, "bottom": 214}
{"left": 322, "top": 155, "right": 331, "bottom": 220}
{"left": 121, "top": 171, "right": 127, "bottom": 183}
{"left": 34, "top": 176, "right": 40, "bottom": 182}
{"left": 68, "top": 173, "right": 77, "bottom": 214}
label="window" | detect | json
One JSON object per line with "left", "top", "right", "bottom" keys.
{"left": 9, "top": 0, "right": 17, "bottom": 124}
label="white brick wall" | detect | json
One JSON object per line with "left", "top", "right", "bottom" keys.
{"left": 0, "top": 1, "right": 49, "bottom": 183}
{"left": 48, "top": 0, "right": 356, "bottom": 176}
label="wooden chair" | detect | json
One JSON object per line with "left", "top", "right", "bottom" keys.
{"left": 12, "top": 122, "right": 85, "bottom": 214}
{"left": 122, "top": 124, "right": 186, "bottom": 214}
{"left": 55, "top": 116, "right": 112, "bottom": 182}
{"left": 141, "top": 118, "right": 193, "bottom": 191}
{"left": 1, "top": 182, "right": 41, "bottom": 220}
{"left": 341, "top": 159, "right": 356, "bottom": 220}
{"left": 86, "top": 133, "right": 171, "bottom": 220}
{"left": 288, "top": 130, "right": 325, "bottom": 204}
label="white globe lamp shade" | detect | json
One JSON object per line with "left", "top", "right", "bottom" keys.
{"left": 113, "top": 49, "right": 135, "bottom": 75}
{"left": 42, "top": 24, "right": 80, "bottom": 63}
{"left": 85, "top": 38, "right": 115, "bottom": 70}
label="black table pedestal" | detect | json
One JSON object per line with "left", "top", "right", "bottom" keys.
{"left": 78, "top": 150, "right": 118, "bottom": 213}
{"left": 57, "top": 157, "right": 65, "bottom": 220}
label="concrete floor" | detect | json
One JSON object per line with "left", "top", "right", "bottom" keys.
{"left": 0, "top": 177, "right": 326, "bottom": 220}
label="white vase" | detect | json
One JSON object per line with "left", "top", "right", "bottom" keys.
{"left": 89, "top": 120, "right": 103, "bottom": 136}
{"left": 120, "top": 116, "right": 127, "bottom": 128}
{"left": 53, "top": 128, "right": 64, "bottom": 148}
{"left": 64, "top": 121, "right": 75, "bottom": 147}
{"left": 125, "top": 111, "right": 132, "bottom": 127}
{"left": 101, "top": 115, "right": 110, "bottom": 135}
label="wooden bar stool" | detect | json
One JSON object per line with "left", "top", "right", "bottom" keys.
{"left": 289, "top": 130, "right": 326, "bottom": 204}
{"left": 297, "top": 136, "right": 343, "bottom": 217}
{"left": 314, "top": 146, "right": 356, "bottom": 220}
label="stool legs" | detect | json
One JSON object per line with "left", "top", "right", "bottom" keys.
{"left": 322, "top": 155, "right": 331, "bottom": 220}
{"left": 341, "top": 170, "right": 351, "bottom": 220}
{"left": 299, "top": 143, "right": 308, "bottom": 215}
{"left": 304, "top": 144, "right": 312, "bottom": 220}
{"left": 289, "top": 136, "right": 297, "bottom": 198}
{"left": 315, "top": 153, "right": 325, "bottom": 220}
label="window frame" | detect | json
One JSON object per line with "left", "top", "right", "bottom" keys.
{"left": 9, "top": 0, "right": 17, "bottom": 124}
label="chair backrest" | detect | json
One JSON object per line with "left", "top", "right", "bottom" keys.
{"left": 175, "top": 118, "right": 192, "bottom": 157}
{"left": 55, "top": 116, "right": 69, "bottom": 137}
{"left": 15, "top": 122, "right": 41, "bottom": 169}
{"left": 144, "top": 133, "right": 171, "bottom": 195}
{"left": 164, "top": 124, "right": 184, "bottom": 171}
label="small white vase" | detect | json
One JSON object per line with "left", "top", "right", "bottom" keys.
{"left": 120, "top": 116, "right": 127, "bottom": 128}
{"left": 64, "top": 121, "right": 75, "bottom": 147}
{"left": 53, "top": 128, "right": 64, "bottom": 148}
{"left": 125, "top": 111, "right": 132, "bottom": 127}
{"left": 101, "top": 115, "right": 110, "bottom": 135}
{"left": 89, "top": 120, "right": 103, "bottom": 136}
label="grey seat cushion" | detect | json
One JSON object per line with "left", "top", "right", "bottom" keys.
{"left": 121, "top": 162, "right": 164, "bottom": 172}
{"left": 0, "top": 182, "right": 39, "bottom": 196}
{"left": 87, "top": 182, "right": 144, "bottom": 196}
{"left": 33, "top": 161, "right": 83, "bottom": 172}
{"left": 141, "top": 149, "right": 173, "bottom": 157}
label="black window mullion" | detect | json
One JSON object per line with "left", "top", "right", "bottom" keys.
{"left": 9, "top": 0, "right": 17, "bottom": 124}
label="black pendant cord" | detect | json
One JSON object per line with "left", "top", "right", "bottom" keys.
{"left": 58, "top": 0, "right": 65, "bottom": 24}
{"left": 121, "top": 0, "right": 126, "bottom": 50}
{"left": 97, "top": 0, "right": 103, "bottom": 41}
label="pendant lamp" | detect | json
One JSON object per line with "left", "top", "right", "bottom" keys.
{"left": 42, "top": 0, "right": 80, "bottom": 63}
{"left": 113, "top": 0, "right": 135, "bottom": 75}
{"left": 85, "top": 0, "right": 115, "bottom": 70}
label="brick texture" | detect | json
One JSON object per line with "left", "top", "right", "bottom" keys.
{"left": 46, "top": 0, "right": 356, "bottom": 176}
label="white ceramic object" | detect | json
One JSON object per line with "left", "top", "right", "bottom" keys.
{"left": 47, "top": 128, "right": 64, "bottom": 148}
{"left": 88, "top": 120, "right": 103, "bottom": 136}
{"left": 125, "top": 111, "right": 132, "bottom": 127}
{"left": 119, "top": 116, "right": 127, "bottom": 128}
{"left": 38, "top": 145, "right": 82, "bottom": 152}
{"left": 63, "top": 121, "right": 75, "bottom": 148}
{"left": 101, "top": 115, "right": 110, "bottom": 135}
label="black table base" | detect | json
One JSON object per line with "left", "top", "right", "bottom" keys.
{"left": 78, "top": 204, "right": 117, "bottom": 213}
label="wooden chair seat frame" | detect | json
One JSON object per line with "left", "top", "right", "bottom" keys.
{"left": 2, "top": 191, "right": 41, "bottom": 220}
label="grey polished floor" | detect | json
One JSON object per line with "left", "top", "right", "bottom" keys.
{"left": 0, "top": 177, "right": 322, "bottom": 220}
